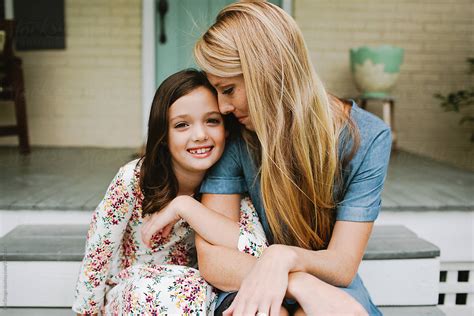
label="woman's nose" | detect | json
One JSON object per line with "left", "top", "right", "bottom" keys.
{"left": 218, "top": 95, "right": 235, "bottom": 115}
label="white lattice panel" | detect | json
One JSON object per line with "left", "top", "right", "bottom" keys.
{"left": 438, "top": 262, "right": 474, "bottom": 316}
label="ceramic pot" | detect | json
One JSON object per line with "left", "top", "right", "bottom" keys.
{"left": 350, "top": 45, "right": 404, "bottom": 98}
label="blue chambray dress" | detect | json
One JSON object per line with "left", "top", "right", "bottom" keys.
{"left": 200, "top": 101, "right": 392, "bottom": 315}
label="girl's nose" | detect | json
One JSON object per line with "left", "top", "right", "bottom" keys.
{"left": 192, "top": 124, "right": 209, "bottom": 142}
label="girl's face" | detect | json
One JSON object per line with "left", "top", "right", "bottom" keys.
{"left": 167, "top": 87, "right": 225, "bottom": 175}
{"left": 206, "top": 74, "right": 254, "bottom": 131}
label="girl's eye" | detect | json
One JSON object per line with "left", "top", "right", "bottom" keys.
{"left": 222, "top": 87, "right": 234, "bottom": 95}
{"left": 207, "top": 118, "right": 221, "bottom": 125}
{"left": 174, "top": 122, "right": 188, "bottom": 129}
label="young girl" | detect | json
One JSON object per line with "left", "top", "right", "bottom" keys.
{"left": 73, "top": 69, "right": 233, "bottom": 315}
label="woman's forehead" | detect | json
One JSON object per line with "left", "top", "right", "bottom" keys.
{"left": 206, "top": 74, "right": 243, "bottom": 87}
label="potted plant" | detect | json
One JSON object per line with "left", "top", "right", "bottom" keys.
{"left": 350, "top": 45, "right": 404, "bottom": 98}
{"left": 434, "top": 57, "right": 474, "bottom": 142}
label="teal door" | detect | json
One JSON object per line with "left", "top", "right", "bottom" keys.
{"left": 155, "top": 0, "right": 282, "bottom": 88}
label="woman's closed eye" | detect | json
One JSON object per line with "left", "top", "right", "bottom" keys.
{"left": 222, "top": 87, "right": 234, "bottom": 95}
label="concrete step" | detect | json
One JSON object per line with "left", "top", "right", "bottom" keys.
{"left": 0, "top": 308, "right": 74, "bottom": 316}
{"left": 380, "top": 306, "right": 445, "bottom": 315}
{"left": 0, "top": 306, "right": 446, "bottom": 316}
{"left": 0, "top": 224, "right": 441, "bottom": 308}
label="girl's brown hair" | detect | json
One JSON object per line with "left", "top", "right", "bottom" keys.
{"left": 140, "top": 69, "right": 217, "bottom": 217}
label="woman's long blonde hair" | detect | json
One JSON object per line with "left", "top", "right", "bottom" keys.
{"left": 195, "top": 1, "right": 358, "bottom": 250}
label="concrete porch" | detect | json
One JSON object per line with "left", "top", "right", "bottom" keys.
{"left": 0, "top": 146, "right": 472, "bottom": 315}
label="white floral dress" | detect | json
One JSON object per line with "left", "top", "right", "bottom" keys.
{"left": 73, "top": 159, "right": 268, "bottom": 315}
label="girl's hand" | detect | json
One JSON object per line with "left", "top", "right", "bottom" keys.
{"left": 141, "top": 198, "right": 182, "bottom": 248}
{"left": 223, "top": 244, "right": 297, "bottom": 316}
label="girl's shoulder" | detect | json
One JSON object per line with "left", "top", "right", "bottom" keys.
{"left": 115, "top": 158, "right": 143, "bottom": 188}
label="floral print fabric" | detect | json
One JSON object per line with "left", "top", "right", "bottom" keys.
{"left": 73, "top": 159, "right": 205, "bottom": 314}
{"left": 105, "top": 264, "right": 215, "bottom": 315}
{"left": 73, "top": 160, "right": 268, "bottom": 315}
{"left": 238, "top": 196, "right": 269, "bottom": 258}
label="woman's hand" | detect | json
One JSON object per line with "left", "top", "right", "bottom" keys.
{"left": 223, "top": 244, "right": 297, "bottom": 316}
{"left": 141, "top": 197, "right": 182, "bottom": 247}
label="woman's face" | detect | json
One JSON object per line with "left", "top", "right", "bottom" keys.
{"left": 206, "top": 74, "right": 254, "bottom": 131}
{"left": 167, "top": 86, "right": 226, "bottom": 175}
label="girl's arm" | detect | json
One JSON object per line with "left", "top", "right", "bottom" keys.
{"left": 141, "top": 195, "right": 240, "bottom": 249}
{"left": 73, "top": 164, "right": 136, "bottom": 315}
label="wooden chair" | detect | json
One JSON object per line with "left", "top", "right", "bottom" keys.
{"left": 0, "top": 20, "right": 30, "bottom": 154}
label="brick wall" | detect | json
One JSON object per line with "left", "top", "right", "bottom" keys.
{"left": 295, "top": 0, "right": 474, "bottom": 170}
{"left": 0, "top": 0, "right": 142, "bottom": 147}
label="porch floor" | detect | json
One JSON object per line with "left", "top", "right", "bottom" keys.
{"left": 0, "top": 146, "right": 472, "bottom": 212}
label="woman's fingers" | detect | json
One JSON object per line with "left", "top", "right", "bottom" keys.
{"left": 233, "top": 298, "right": 258, "bottom": 316}
{"left": 224, "top": 246, "right": 289, "bottom": 316}
{"left": 270, "top": 298, "right": 283, "bottom": 316}
{"left": 257, "top": 301, "right": 271, "bottom": 316}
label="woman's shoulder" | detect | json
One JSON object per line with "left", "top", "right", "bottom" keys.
{"left": 351, "top": 101, "right": 391, "bottom": 142}
{"left": 340, "top": 100, "right": 391, "bottom": 167}
{"left": 347, "top": 102, "right": 392, "bottom": 162}
{"left": 343, "top": 101, "right": 392, "bottom": 174}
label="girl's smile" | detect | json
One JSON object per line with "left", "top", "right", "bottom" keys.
{"left": 187, "top": 145, "right": 214, "bottom": 157}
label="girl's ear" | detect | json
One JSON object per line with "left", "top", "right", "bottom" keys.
{"left": 225, "top": 130, "right": 230, "bottom": 138}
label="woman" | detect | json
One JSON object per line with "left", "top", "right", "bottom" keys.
{"left": 146, "top": 2, "right": 391, "bottom": 315}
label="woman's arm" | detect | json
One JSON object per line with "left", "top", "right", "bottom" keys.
{"left": 225, "top": 127, "right": 392, "bottom": 314}
{"left": 196, "top": 193, "right": 260, "bottom": 291}
{"left": 298, "top": 221, "right": 373, "bottom": 286}
{"left": 141, "top": 195, "right": 240, "bottom": 249}
{"left": 284, "top": 272, "right": 367, "bottom": 316}
{"left": 196, "top": 194, "right": 372, "bottom": 289}
{"left": 268, "top": 221, "right": 373, "bottom": 287}
{"left": 196, "top": 235, "right": 257, "bottom": 291}
{"left": 219, "top": 221, "right": 372, "bottom": 316}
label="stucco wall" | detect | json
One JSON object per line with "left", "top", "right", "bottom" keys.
{"left": 295, "top": 0, "right": 473, "bottom": 170}
{"left": 0, "top": 0, "right": 142, "bottom": 147}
